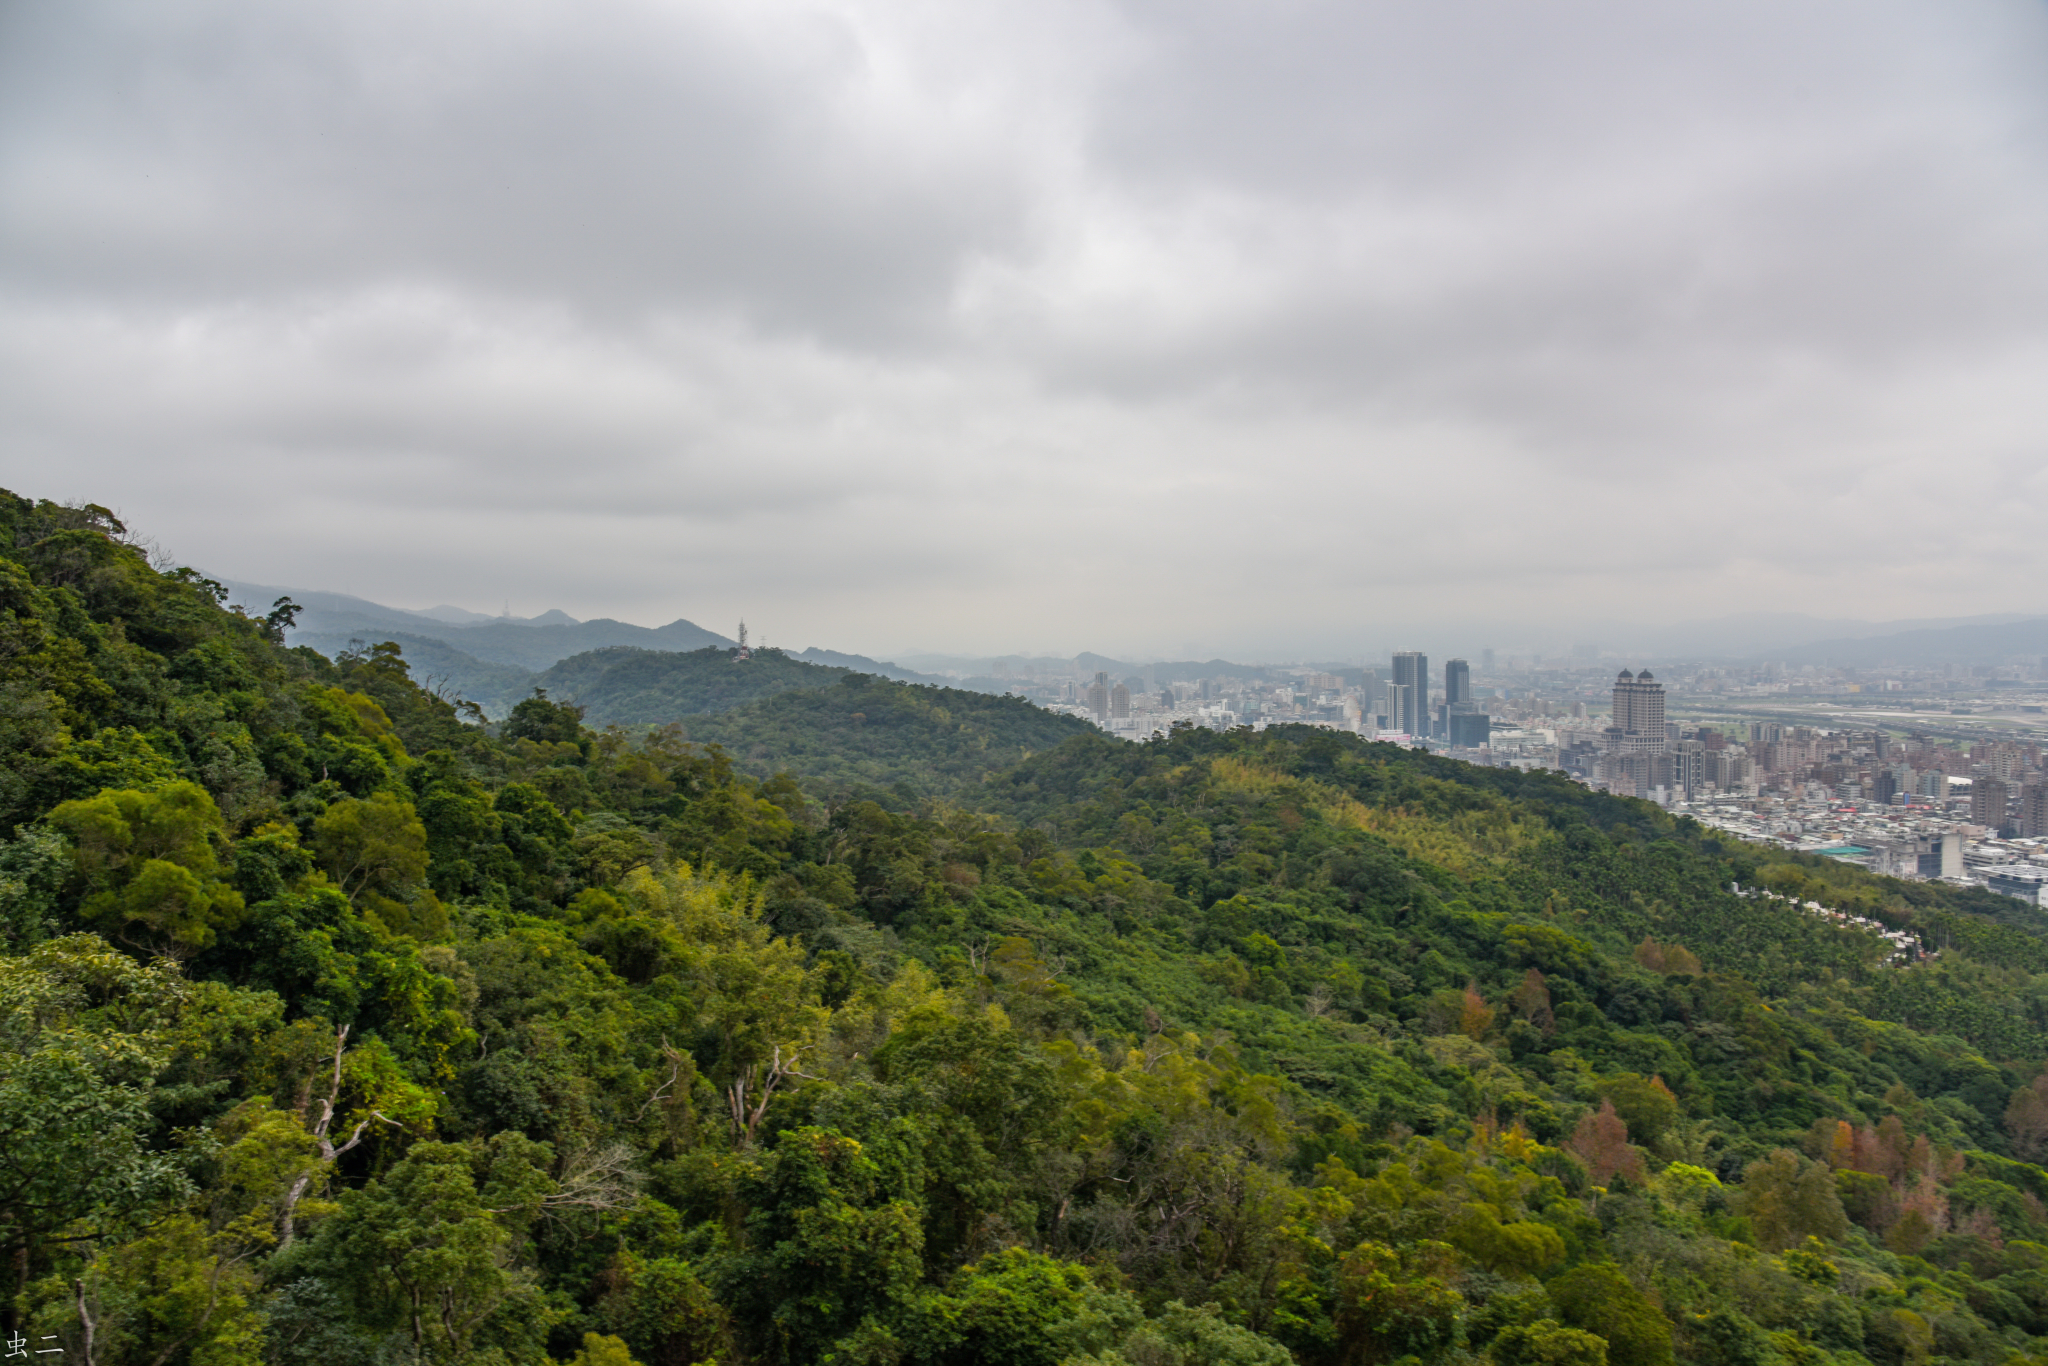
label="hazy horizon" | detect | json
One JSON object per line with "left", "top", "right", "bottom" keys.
{"left": 6, "top": 0, "right": 2047, "bottom": 657}
{"left": 212, "top": 574, "right": 2047, "bottom": 670}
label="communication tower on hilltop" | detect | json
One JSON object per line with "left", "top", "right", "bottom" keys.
{"left": 735, "top": 620, "right": 751, "bottom": 661}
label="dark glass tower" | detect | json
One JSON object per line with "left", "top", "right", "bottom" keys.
{"left": 1445, "top": 658, "right": 1470, "bottom": 708}
{"left": 1391, "top": 651, "right": 1428, "bottom": 736}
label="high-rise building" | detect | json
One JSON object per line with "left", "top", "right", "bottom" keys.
{"left": 1481, "top": 648, "right": 1495, "bottom": 671}
{"left": 1392, "top": 651, "right": 1428, "bottom": 737}
{"left": 1448, "top": 712, "right": 1491, "bottom": 747}
{"left": 1445, "top": 659, "right": 1471, "bottom": 708}
{"left": 1383, "top": 682, "right": 1410, "bottom": 734}
{"left": 1972, "top": 777, "right": 2011, "bottom": 830}
{"left": 1110, "top": 683, "right": 1131, "bottom": 720}
{"left": 1607, "top": 670, "right": 1667, "bottom": 754}
{"left": 2021, "top": 783, "right": 2048, "bottom": 838}
{"left": 1670, "top": 740, "right": 1704, "bottom": 797}
{"left": 1087, "top": 671, "right": 1110, "bottom": 720}
{"left": 1917, "top": 832, "right": 1965, "bottom": 879}
{"left": 1702, "top": 750, "right": 1753, "bottom": 791}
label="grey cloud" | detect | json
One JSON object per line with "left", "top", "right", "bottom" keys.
{"left": 2, "top": 0, "right": 2046, "bottom": 657}
{"left": 0, "top": 1, "right": 1032, "bottom": 338}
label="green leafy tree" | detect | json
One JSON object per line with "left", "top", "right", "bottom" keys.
{"left": 1333, "top": 1240, "right": 1463, "bottom": 1365}
{"left": 1054, "top": 1285, "right": 1292, "bottom": 1366}
{"left": 312, "top": 791, "right": 443, "bottom": 938}
{"left": 0, "top": 937, "right": 191, "bottom": 1295}
{"left": 1494, "top": 1319, "right": 1609, "bottom": 1366}
{"left": 1546, "top": 1264, "right": 1673, "bottom": 1366}
{"left": 319, "top": 1138, "right": 558, "bottom": 1362}
{"left": 723, "top": 1127, "right": 926, "bottom": 1365}
{"left": 595, "top": 1253, "right": 727, "bottom": 1366}
{"left": 1598, "top": 1074, "right": 1678, "bottom": 1148}
{"left": 47, "top": 782, "right": 246, "bottom": 951}
{"left": 55, "top": 1102, "right": 319, "bottom": 1365}
{"left": 0, "top": 824, "right": 70, "bottom": 949}
{"left": 503, "top": 689, "right": 586, "bottom": 745}
{"left": 1735, "top": 1149, "right": 1848, "bottom": 1251}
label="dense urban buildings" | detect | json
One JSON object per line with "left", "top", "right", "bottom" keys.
{"left": 993, "top": 646, "right": 2048, "bottom": 908}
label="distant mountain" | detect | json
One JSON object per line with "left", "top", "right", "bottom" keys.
{"left": 413, "top": 604, "right": 501, "bottom": 624}
{"left": 221, "top": 583, "right": 460, "bottom": 636}
{"left": 790, "top": 647, "right": 951, "bottom": 687}
{"left": 225, "top": 581, "right": 1023, "bottom": 720}
{"left": 888, "top": 651, "right": 1286, "bottom": 685}
{"left": 220, "top": 579, "right": 734, "bottom": 671}
{"left": 1618, "top": 611, "right": 2046, "bottom": 659}
{"left": 290, "top": 630, "right": 538, "bottom": 717}
{"left": 1773, "top": 617, "right": 2048, "bottom": 667}
{"left": 397, "top": 617, "right": 731, "bottom": 671}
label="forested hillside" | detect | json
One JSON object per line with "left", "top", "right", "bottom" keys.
{"left": 669, "top": 672, "right": 1096, "bottom": 801}
{"left": 531, "top": 646, "right": 853, "bottom": 724}
{"left": 13, "top": 489, "right": 2048, "bottom": 1366}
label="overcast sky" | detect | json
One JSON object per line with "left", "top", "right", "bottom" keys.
{"left": 3, "top": 0, "right": 2046, "bottom": 660}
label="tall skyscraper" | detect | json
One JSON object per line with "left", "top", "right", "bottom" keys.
{"left": 1445, "top": 658, "right": 1471, "bottom": 708}
{"left": 1383, "top": 682, "right": 1410, "bottom": 735}
{"left": 1110, "top": 683, "right": 1131, "bottom": 719}
{"left": 1607, "top": 670, "right": 1667, "bottom": 754}
{"left": 1973, "top": 777, "right": 2011, "bottom": 831}
{"left": 1087, "top": 671, "right": 1110, "bottom": 720}
{"left": 2021, "top": 784, "right": 2048, "bottom": 838}
{"left": 1671, "top": 740, "right": 1704, "bottom": 798}
{"left": 1392, "top": 651, "right": 1428, "bottom": 737}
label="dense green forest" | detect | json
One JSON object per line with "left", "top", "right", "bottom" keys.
{"left": 12, "top": 489, "right": 2048, "bottom": 1366}
{"left": 282, "top": 630, "right": 961, "bottom": 723}
{"left": 665, "top": 673, "right": 1095, "bottom": 801}
{"left": 530, "top": 646, "right": 855, "bottom": 725}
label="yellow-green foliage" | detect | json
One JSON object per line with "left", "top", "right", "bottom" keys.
{"left": 1209, "top": 755, "right": 1543, "bottom": 876}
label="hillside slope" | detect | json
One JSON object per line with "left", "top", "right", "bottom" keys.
{"left": 532, "top": 645, "right": 850, "bottom": 723}
{"left": 674, "top": 671, "right": 1097, "bottom": 800}
{"left": 12, "top": 487, "right": 2048, "bottom": 1366}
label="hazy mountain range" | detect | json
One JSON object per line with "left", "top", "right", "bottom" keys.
{"left": 220, "top": 581, "right": 950, "bottom": 715}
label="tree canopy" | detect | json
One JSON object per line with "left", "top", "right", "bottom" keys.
{"left": 8, "top": 485, "right": 2048, "bottom": 1366}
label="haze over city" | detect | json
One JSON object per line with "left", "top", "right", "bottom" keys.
{"left": 5, "top": 0, "right": 2048, "bottom": 659}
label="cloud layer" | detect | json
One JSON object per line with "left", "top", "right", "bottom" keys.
{"left": 4, "top": 0, "right": 2045, "bottom": 657}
